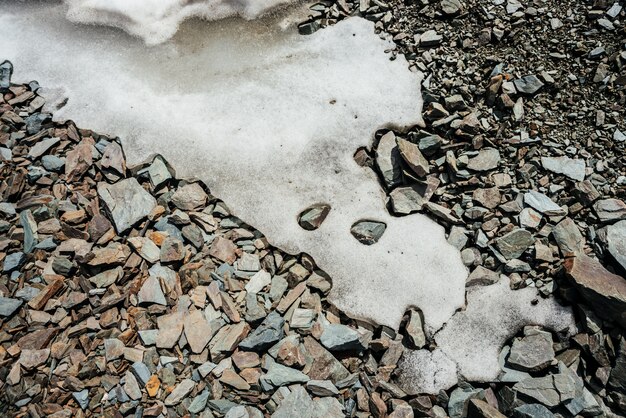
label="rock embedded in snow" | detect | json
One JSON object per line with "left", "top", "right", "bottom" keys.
{"left": 298, "top": 204, "right": 330, "bottom": 231}
{"left": 171, "top": 183, "right": 208, "bottom": 211}
{"left": 376, "top": 131, "right": 403, "bottom": 189}
{"left": 97, "top": 178, "right": 157, "bottom": 233}
{"left": 389, "top": 185, "right": 426, "bottom": 215}
{"left": 0, "top": 60, "right": 12, "bottom": 90}
{"left": 350, "top": 220, "right": 386, "bottom": 245}
{"left": 541, "top": 156, "right": 585, "bottom": 181}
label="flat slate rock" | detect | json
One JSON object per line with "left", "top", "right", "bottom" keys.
{"left": 98, "top": 178, "right": 157, "bottom": 233}
{"left": 541, "top": 156, "right": 585, "bottom": 181}
{"left": 607, "top": 220, "right": 626, "bottom": 271}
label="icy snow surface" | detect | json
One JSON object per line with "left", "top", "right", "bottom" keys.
{"left": 0, "top": 0, "right": 575, "bottom": 388}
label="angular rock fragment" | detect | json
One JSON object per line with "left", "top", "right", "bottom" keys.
{"left": 389, "top": 185, "right": 426, "bottom": 215}
{"left": 541, "top": 156, "right": 585, "bottom": 181}
{"left": 350, "top": 220, "right": 386, "bottom": 245}
{"left": 495, "top": 229, "right": 534, "bottom": 259}
{"left": 320, "top": 324, "right": 364, "bottom": 351}
{"left": 98, "top": 178, "right": 157, "bottom": 233}
{"left": 171, "top": 182, "right": 208, "bottom": 210}
{"left": 565, "top": 254, "right": 626, "bottom": 327}
{"left": 298, "top": 203, "right": 330, "bottom": 230}
{"left": 552, "top": 217, "right": 583, "bottom": 257}
{"left": 607, "top": 220, "right": 626, "bottom": 272}
{"left": 508, "top": 328, "right": 555, "bottom": 372}
{"left": 593, "top": 198, "right": 626, "bottom": 223}
{"left": 376, "top": 131, "right": 402, "bottom": 189}
{"left": 524, "top": 191, "right": 566, "bottom": 216}
{"left": 467, "top": 148, "right": 500, "bottom": 171}
{"left": 514, "top": 75, "right": 544, "bottom": 94}
{"left": 397, "top": 137, "right": 429, "bottom": 177}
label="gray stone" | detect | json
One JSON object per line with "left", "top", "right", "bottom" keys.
{"left": 73, "top": 389, "right": 89, "bottom": 410}
{"left": 0, "top": 60, "right": 12, "bottom": 89}
{"left": 3, "top": 252, "right": 25, "bottom": 272}
{"left": 448, "top": 386, "right": 481, "bottom": 418}
{"left": 390, "top": 185, "right": 425, "bottom": 215}
{"left": 104, "top": 338, "right": 124, "bottom": 361}
{"left": 41, "top": 155, "right": 65, "bottom": 171}
{"left": 29, "top": 136, "right": 60, "bottom": 159}
{"left": 376, "top": 131, "right": 402, "bottom": 189}
{"left": 239, "top": 311, "right": 284, "bottom": 351}
{"left": 495, "top": 229, "right": 534, "bottom": 259}
{"left": 467, "top": 148, "right": 500, "bottom": 171}
{"left": 261, "top": 359, "right": 309, "bottom": 388}
{"left": 419, "top": 30, "right": 442, "bottom": 47}
{"left": 90, "top": 267, "right": 123, "bottom": 288}
{"left": 418, "top": 134, "right": 443, "bottom": 156}
{"left": 98, "top": 178, "right": 157, "bottom": 233}
{"left": 19, "top": 210, "right": 37, "bottom": 252}
{"left": 594, "top": 198, "right": 626, "bottom": 223}
{"left": 441, "top": 0, "right": 463, "bottom": 14}
{"left": 165, "top": 378, "right": 195, "bottom": 406}
{"left": 607, "top": 220, "right": 626, "bottom": 271}
{"left": 320, "top": 323, "right": 364, "bottom": 351}
{"left": 189, "top": 390, "right": 210, "bottom": 414}
{"left": 405, "top": 309, "right": 426, "bottom": 348}
{"left": 271, "top": 385, "right": 314, "bottom": 418}
{"left": 138, "top": 275, "right": 166, "bottom": 305}
{"left": 552, "top": 217, "right": 584, "bottom": 257}
{"left": 123, "top": 370, "right": 142, "bottom": 400}
{"left": 290, "top": 308, "right": 316, "bottom": 329}
{"left": 172, "top": 183, "right": 208, "bottom": 211}
{"left": 131, "top": 362, "right": 151, "bottom": 386}
{"left": 148, "top": 155, "right": 172, "bottom": 188}
{"left": 350, "top": 220, "right": 386, "bottom": 245}
{"left": 609, "top": 337, "right": 626, "bottom": 391}
{"left": 466, "top": 266, "right": 500, "bottom": 286}
{"left": 514, "top": 75, "right": 544, "bottom": 94}
{"left": 298, "top": 204, "right": 330, "bottom": 231}
{"left": 519, "top": 207, "right": 542, "bottom": 229}
{"left": 541, "top": 156, "right": 585, "bottom": 181}
{"left": 573, "top": 180, "right": 600, "bottom": 206}
{"left": 508, "top": 329, "right": 555, "bottom": 372}
{"left": 0, "top": 297, "right": 22, "bottom": 317}
{"left": 513, "top": 364, "right": 578, "bottom": 408}
{"left": 512, "top": 404, "right": 554, "bottom": 418}
{"left": 524, "top": 191, "right": 566, "bottom": 216}
{"left": 306, "top": 380, "right": 339, "bottom": 397}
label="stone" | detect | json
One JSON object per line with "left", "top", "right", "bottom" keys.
{"left": 164, "top": 378, "right": 195, "bottom": 405}
{"left": 390, "top": 185, "right": 426, "bottom": 215}
{"left": 260, "top": 359, "right": 309, "bottom": 388}
{"left": 306, "top": 380, "right": 339, "bottom": 397}
{"left": 573, "top": 180, "right": 600, "bottom": 206}
{"left": 0, "top": 297, "right": 22, "bottom": 317}
{"left": 90, "top": 267, "right": 123, "bottom": 288}
{"left": 156, "top": 311, "right": 185, "bottom": 349}
{"left": 138, "top": 275, "right": 167, "bottom": 305}
{"left": 160, "top": 236, "right": 185, "bottom": 263}
{"left": 73, "top": 389, "right": 89, "bottom": 410}
{"left": 467, "top": 399, "right": 505, "bottom": 418}
{"left": 104, "top": 338, "right": 125, "bottom": 361}
{"left": 98, "top": 178, "right": 157, "bottom": 233}
{"left": 245, "top": 270, "right": 271, "bottom": 294}
{"left": 441, "top": 0, "right": 463, "bottom": 15}
{"left": 564, "top": 254, "right": 626, "bottom": 327}
{"left": 0, "top": 60, "right": 12, "bottom": 89}
{"left": 513, "top": 365, "right": 578, "bottom": 408}
{"left": 607, "top": 220, "right": 626, "bottom": 271}
{"left": 519, "top": 207, "right": 542, "bottom": 229}
{"left": 184, "top": 309, "right": 215, "bottom": 353}
{"left": 88, "top": 242, "right": 130, "bottom": 265}
{"left": 495, "top": 229, "right": 534, "bottom": 260}
{"left": 593, "top": 198, "right": 626, "bottom": 223}
{"left": 609, "top": 337, "right": 626, "bottom": 391}
{"left": 290, "top": 308, "right": 316, "bottom": 329}
{"left": 405, "top": 309, "right": 426, "bottom": 348}
{"left": 171, "top": 183, "right": 208, "bottom": 210}
{"left": 466, "top": 266, "right": 500, "bottom": 286}
{"left": 541, "top": 156, "right": 585, "bottom": 181}
{"left": 240, "top": 312, "right": 284, "bottom": 351}
{"left": 350, "top": 220, "right": 386, "bottom": 245}
{"left": 28, "top": 136, "right": 60, "bottom": 159}
{"left": 397, "top": 137, "right": 429, "bottom": 177}
{"left": 188, "top": 390, "right": 209, "bottom": 413}
{"left": 472, "top": 187, "right": 501, "bottom": 209}
{"left": 302, "top": 336, "right": 350, "bottom": 383}
{"left": 145, "top": 374, "right": 160, "bottom": 397}
{"left": 512, "top": 404, "right": 554, "bottom": 418}
{"left": 419, "top": 30, "right": 442, "bottom": 47}
{"left": 320, "top": 323, "right": 364, "bottom": 351}
{"left": 3, "top": 252, "right": 25, "bottom": 272}
{"left": 448, "top": 386, "right": 482, "bottom": 418}
{"left": 128, "top": 236, "right": 160, "bottom": 263}
{"left": 19, "top": 348, "right": 50, "bottom": 369}
{"left": 508, "top": 329, "right": 555, "bottom": 372}
{"left": 209, "top": 236, "right": 238, "bottom": 264}
{"left": 524, "top": 191, "right": 566, "bottom": 216}
{"left": 376, "top": 131, "right": 402, "bottom": 189}
{"left": 298, "top": 204, "right": 330, "bottom": 230}
{"left": 101, "top": 141, "right": 126, "bottom": 174}
{"left": 147, "top": 155, "right": 172, "bottom": 188}
{"left": 221, "top": 369, "right": 251, "bottom": 390}
{"left": 552, "top": 217, "right": 583, "bottom": 257}
{"left": 513, "top": 75, "right": 544, "bottom": 94}
{"left": 467, "top": 148, "right": 500, "bottom": 171}
{"left": 271, "top": 385, "right": 314, "bottom": 418}
{"left": 42, "top": 155, "right": 65, "bottom": 171}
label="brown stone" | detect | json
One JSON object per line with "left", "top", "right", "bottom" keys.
{"left": 220, "top": 369, "right": 251, "bottom": 391}
{"left": 565, "top": 254, "right": 626, "bottom": 327}
{"left": 208, "top": 236, "right": 238, "bottom": 264}
{"left": 467, "top": 399, "right": 506, "bottom": 418}
{"left": 28, "top": 276, "right": 64, "bottom": 310}
{"left": 146, "top": 374, "right": 160, "bottom": 397}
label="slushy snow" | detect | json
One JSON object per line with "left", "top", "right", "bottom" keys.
{"left": 0, "top": 0, "right": 576, "bottom": 392}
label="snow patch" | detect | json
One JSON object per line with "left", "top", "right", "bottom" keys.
{"left": 397, "top": 276, "right": 575, "bottom": 394}
{"left": 0, "top": 2, "right": 466, "bottom": 333}
{"left": 64, "top": 0, "right": 300, "bottom": 44}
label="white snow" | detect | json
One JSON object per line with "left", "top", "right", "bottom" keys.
{"left": 64, "top": 0, "right": 300, "bottom": 44}
{"left": 0, "top": 1, "right": 466, "bottom": 333}
{"left": 397, "top": 276, "right": 575, "bottom": 394}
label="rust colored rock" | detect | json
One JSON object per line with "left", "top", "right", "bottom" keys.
{"left": 28, "top": 276, "right": 64, "bottom": 310}
{"left": 565, "top": 254, "right": 626, "bottom": 327}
